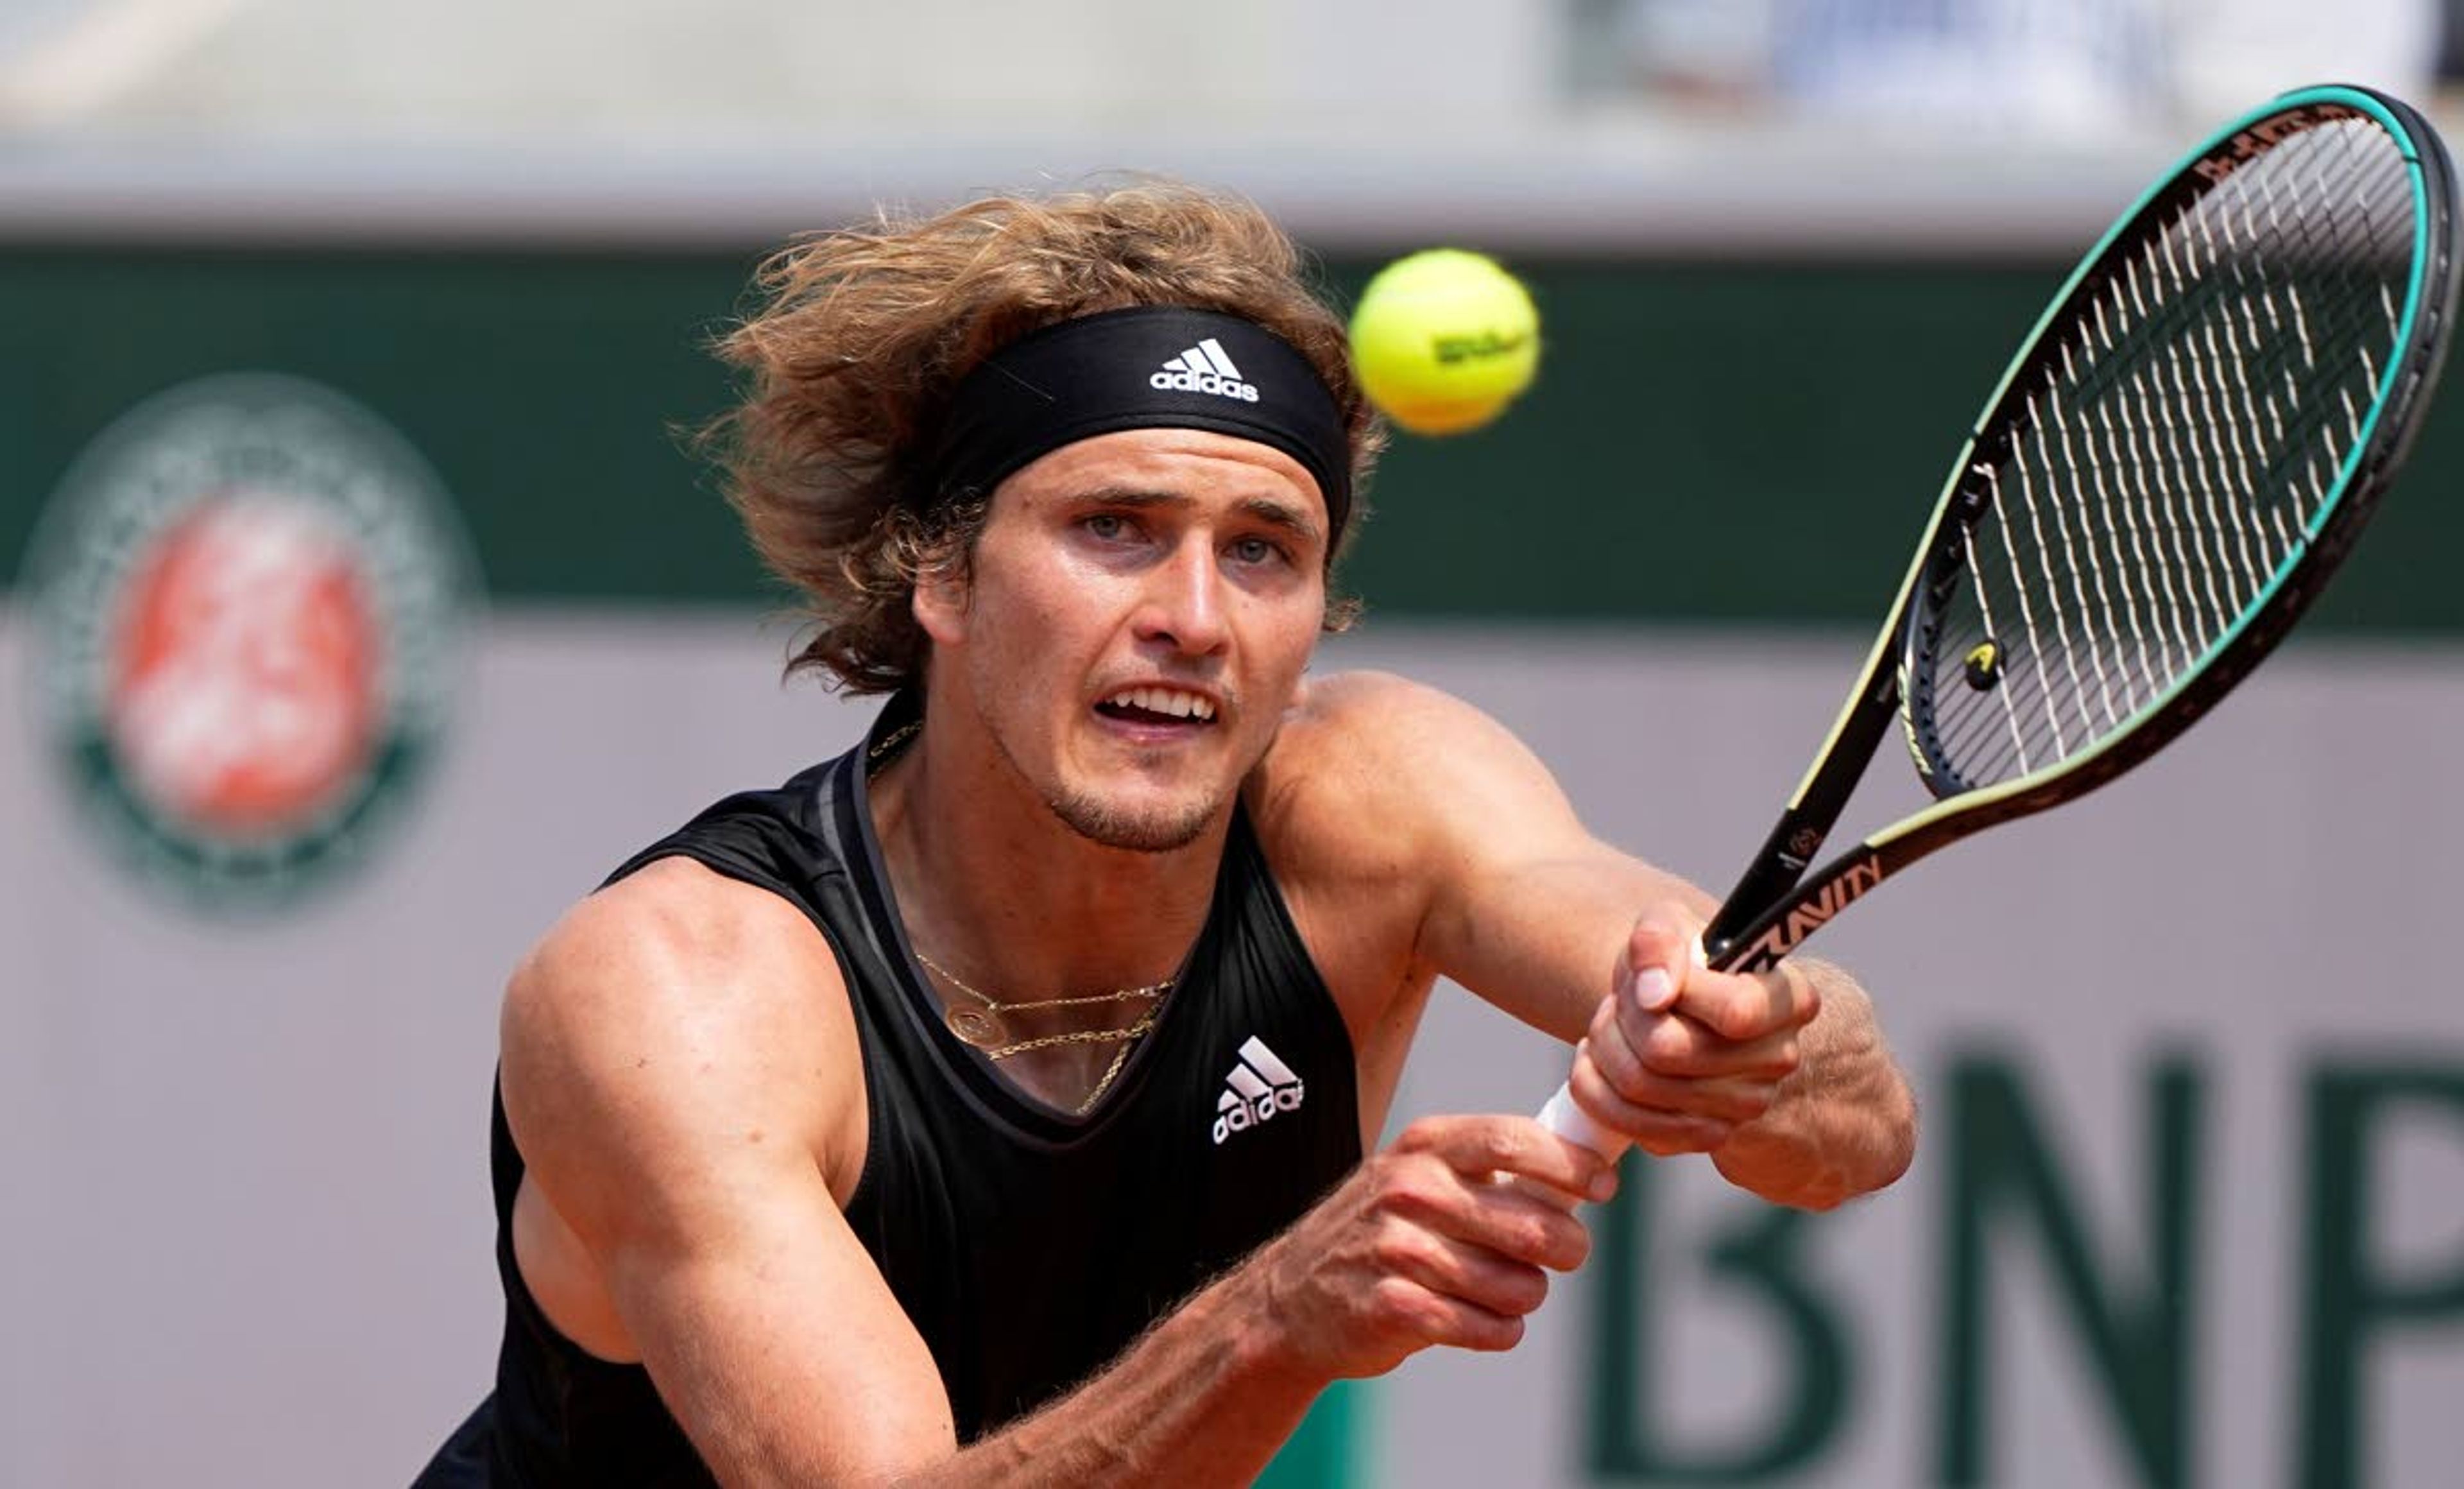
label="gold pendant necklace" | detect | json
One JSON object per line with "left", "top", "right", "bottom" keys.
{"left": 915, "top": 949, "right": 1172, "bottom": 1050}
{"left": 913, "top": 949, "right": 1173, "bottom": 1112}
{"left": 945, "top": 1004, "right": 1005, "bottom": 1049}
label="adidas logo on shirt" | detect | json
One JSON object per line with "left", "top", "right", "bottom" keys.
{"left": 1212, "top": 1035, "right": 1305, "bottom": 1145}
{"left": 1151, "top": 338, "right": 1260, "bottom": 403}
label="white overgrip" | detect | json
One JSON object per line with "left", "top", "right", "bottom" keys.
{"left": 1537, "top": 1081, "right": 1632, "bottom": 1164}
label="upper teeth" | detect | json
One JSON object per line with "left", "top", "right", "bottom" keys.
{"left": 1108, "top": 687, "right": 1215, "bottom": 721}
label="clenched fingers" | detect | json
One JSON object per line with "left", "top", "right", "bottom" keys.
{"left": 1639, "top": 963, "right": 1819, "bottom": 1048}
{"left": 1370, "top": 1222, "right": 1556, "bottom": 1320}
{"left": 1364, "top": 1277, "right": 1528, "bottom": 1355}
{"left": 1591, "top": 992, "right": 1804, "bottom": 1083}
{"left": 1392, "top": 1114, "right": 1616, "bottom": 1206}
{"left": 1580, "top": 1026, "right": 1784, "bottom": 1124}
{"left": 1380, "top": 1139, "right": 1597, "bottom": 1271}
{"left": 1566, "top": 1047, "right": 1735, "bottom": 1157}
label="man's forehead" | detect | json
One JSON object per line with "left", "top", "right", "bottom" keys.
{"left": 1004, "top": 428, "right": 1327, "bottom": 517}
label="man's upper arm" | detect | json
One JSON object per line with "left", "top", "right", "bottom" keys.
{"left": 1281, "top": 673, "right": 1709, "bottom": 1042}
{"left": 499, "top": 861, "right": 955, "bottom": 1486}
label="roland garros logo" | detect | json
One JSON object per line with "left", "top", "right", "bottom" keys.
{"left": 22, "top": 375, "right": 475, "bottom": 911}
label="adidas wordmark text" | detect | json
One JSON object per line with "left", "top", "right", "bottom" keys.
{"left": 1152, "top": 338, "right": 1260, "bottom": 403}
{"left": 1213, "top": 1035, "right": 1305, "bottom": 1145}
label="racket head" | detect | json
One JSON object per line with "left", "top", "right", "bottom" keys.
{"left": 1896, "top": 85, "right": 2458, "bottom": 815}
{"left": 1702, "top": 85, "right": 2460, "bottom": 973}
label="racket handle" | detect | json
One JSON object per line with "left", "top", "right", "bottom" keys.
{"left": 1537, "top": 1081, "right": 1632, "bottom": 1164}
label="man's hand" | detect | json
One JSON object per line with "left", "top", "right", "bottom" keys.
{"left": 1564, "top": 909, "right": 1820, "bottom": 1158}
{"left": 1244, "top": 1116, "right": 1615, "bottom": 1382}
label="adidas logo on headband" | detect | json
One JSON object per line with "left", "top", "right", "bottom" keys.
{"left": 1151, "top": 338, "right": 1260, "bottom": 404}
{"left": 928, "top": 306, "right": 1349, "bottom": 534}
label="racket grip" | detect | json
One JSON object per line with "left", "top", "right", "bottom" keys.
{"left": 1537, "top": 1081, "right": 1632, "bottom": 1164}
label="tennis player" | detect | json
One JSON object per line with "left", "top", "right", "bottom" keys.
{"left": 415, "top": 180, "right": 1917, "bottom": 1487}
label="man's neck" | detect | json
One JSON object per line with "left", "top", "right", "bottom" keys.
{"left": 867, "top": 710, "right": 1228, "bottom": 1001}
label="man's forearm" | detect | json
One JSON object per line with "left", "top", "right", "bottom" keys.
{"left": 888, "top": 1106, "right": 1602, "bottom": 1486}
{"left": 897, "top": 1267, "right": 1323, "bottom": 1489}
{"left": 1711, "top": 960, "right": 1917, "bottom": 1209}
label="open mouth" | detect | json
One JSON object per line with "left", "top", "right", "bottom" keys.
{"left": 1095, "top": 686, "right": 1218, "bottom": 727}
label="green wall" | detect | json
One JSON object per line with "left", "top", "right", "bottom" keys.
{"left": 3, "top": 248, "right": 2456, "bottom": 631}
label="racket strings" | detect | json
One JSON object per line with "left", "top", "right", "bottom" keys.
{"left": 1919, "top": 114, "right": 2417, "bottom": 789}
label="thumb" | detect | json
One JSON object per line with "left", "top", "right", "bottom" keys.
{"left": 1624, "top": 916, "right": 1700, "bottom": 1013}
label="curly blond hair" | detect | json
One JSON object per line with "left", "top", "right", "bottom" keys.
{"left": 703, "top": 179, "right": 1386, "bottom": 694}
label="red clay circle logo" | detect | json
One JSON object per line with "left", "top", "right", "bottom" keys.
{"left": 111, "top": 495, "right": 382, "bottom": 838}
{"left": 22, "top": 375, "right": 475, "bottom": 910}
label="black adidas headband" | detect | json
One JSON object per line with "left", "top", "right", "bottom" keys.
{"left": 920, "top": 306, "right": 1353, "bottom": 540}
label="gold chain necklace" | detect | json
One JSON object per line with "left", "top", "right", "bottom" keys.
{"left": 913, "top": 949, "right": 1173, "bottom": 1114}
{"left": 914, "top": 948, "right": 1171, "bottom": 1051}
{"left": 1071, "top": 1038, "right": 1144, "bottom": 1117}
{"left": 866, "top": 718, "right": 924, "bottom": 775}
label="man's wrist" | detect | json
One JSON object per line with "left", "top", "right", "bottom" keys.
{"left": 1208, "top": 1242, "right": 1328, "bottom": 1400}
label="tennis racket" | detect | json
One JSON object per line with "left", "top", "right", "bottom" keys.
{"left": 1539, "top": 83, "right": 2461, "bottom": 1160}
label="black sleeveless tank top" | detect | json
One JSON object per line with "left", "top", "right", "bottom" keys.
{"left": 429, "top": 697, "right": 1362, "bottom": 1486}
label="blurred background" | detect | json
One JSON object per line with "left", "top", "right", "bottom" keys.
{"left": 3, "top": 2, "right": 2462, "bottom": 1485}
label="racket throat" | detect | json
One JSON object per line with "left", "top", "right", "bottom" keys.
{"left": 1719, "top": 850, "right": 1889, "bottom": 972}
{"left": 1705, "top": 663, "right": 1904, "bottom": 964}
{"left": 1704, "top": 807, "right": 1842, "bottom": 963}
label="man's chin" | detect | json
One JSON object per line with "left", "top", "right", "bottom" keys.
{"left": 1046, "top": 789, "right": 1222, "bottom": 854}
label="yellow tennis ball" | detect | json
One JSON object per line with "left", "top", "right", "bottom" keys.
{"left": 1348, "top": 249, "right": 1541, "bottom": 436}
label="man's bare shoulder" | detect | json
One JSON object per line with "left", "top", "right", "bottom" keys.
{"left": 508, "top": 857, "right": 844, "bottom": 1046}
{"left": 1247, "top": 671, "right": 1541, "bottom": 887}
{"left": 1265, "top": 667, "right": 1473, "bottom": 770}
{"left": 501, "top": 857, "right": 865, "bottom": 1216}
{"left": 1258, "top": 671, "right": 1559, "bottom": 826}
{"left": 1252, "top": 667, "right": 1606, "bottom": 900}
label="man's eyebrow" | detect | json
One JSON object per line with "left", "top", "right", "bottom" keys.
{"left": 1072, "top": 485, "right": 1183, "bottom": 510}
{"left": 1236, "top": 495, "right": 1324, "bottom": 546}
{"left": 1072, "top": 485, "right": 1325, "bottom": 547}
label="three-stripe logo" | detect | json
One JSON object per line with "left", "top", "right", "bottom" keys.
{"left": 1212, "top": 1035, "right": 1305, "bottom": 1145}
{"left": 1151, "top": 338, "right": 1261, "bottom": 403}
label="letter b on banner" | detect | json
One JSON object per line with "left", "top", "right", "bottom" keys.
{"left": 1586, "top": 1159, "right": 1852, "bottom": 1480}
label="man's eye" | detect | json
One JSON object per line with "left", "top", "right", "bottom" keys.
{"left": 1231, "top": 537, "right": 1284, "bottom": 565}
{"left": 1084, "top": 514, "right": 1130, "bottom": 540}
